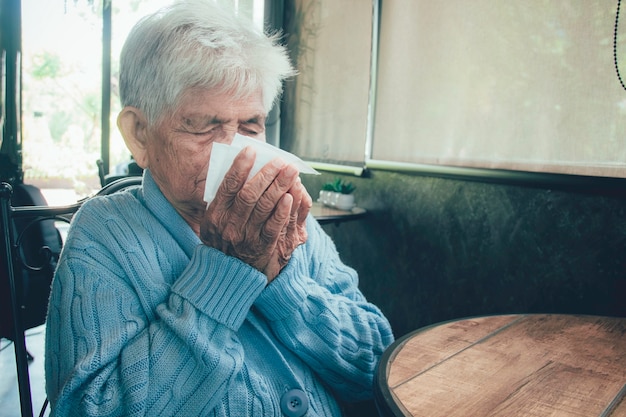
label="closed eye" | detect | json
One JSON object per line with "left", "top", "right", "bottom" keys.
{"left": 190, "top": 127, "right": 217, "bottom": 136}
{"left": 239, "top": 127, "right": 260, "bottom": 136}
{"left": 177, "top": 115, "right": 222, "bottom": 136}
{"left": 239, "top": 117, "right": 264, "bottom": 137}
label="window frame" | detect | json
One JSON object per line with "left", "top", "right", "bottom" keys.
{"left": 304, "top": 0, "right": 626, "bottom": 197}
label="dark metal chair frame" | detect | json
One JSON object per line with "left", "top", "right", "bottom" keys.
{"left": 0, "top": 177, "right": 141, "bottom": 417}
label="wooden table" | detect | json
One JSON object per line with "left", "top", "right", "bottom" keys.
{"left": 374, "top": 314, "right": 626, "bottom": 417}
{"left": 310, "top": 202, "right": 367, "bottom": 225}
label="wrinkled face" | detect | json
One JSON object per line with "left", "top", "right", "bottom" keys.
{"left": 145, "top": 88, "right": 266, "bottom": 222}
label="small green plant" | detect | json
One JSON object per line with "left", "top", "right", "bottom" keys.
{"left": 321, "top": 178, "right": 356, "bottom": 194}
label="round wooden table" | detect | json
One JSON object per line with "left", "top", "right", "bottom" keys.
{"left": 374, "top": 314, "right": 626, "bottom": 417}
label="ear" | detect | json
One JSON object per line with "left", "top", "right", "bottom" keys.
{"left": 117, "top": 107, "right": 150, "bottom": 169}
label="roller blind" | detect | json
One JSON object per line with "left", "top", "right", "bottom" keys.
{"left": 281, "top": 0, "right": 372, "bottom": 165}
{"left": 372, "top": 0, "right": 626, "bottom": 178}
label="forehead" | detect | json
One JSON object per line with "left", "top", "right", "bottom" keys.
{"left": 175, "top": 87, "right": 266, "bottom": 118}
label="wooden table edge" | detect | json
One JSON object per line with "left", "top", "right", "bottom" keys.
{"left": 372, "top": 314, "right": 518, "bottom": 416}
{"left": 373, "top": 313, "right": 624, "bottom": 417}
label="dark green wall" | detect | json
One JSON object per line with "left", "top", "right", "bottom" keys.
{"left": 302, "top": 171, "right": 626, "bottom": 338}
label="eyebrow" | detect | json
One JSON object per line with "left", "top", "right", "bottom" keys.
{"left": 180, "top": 114, "right": 265, "bottom": 130}
{"left": 181, "top": 115, "right": 222, "bottom": 130}
{"left": 242, "top": 115, "right": 264, "bottom": 125}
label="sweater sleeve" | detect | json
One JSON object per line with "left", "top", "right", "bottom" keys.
{"left": 253, "top": 216, "right": 395, "bottom": 402}
{"left": 45, "top": 204, "right": 267, "bottom": 416}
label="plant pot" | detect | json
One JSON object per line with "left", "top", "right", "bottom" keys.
{"left": 318, "top": 190, "right": 355, "bottom": 211}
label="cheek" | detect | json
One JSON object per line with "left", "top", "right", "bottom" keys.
{"left": 162, "top": 141, "right": 204, "bottom": 172}
{"left": 174, "top": 148, "right": 211, "bottom": 191}
{"left": 146, "top": 132, "right": 173, "bottom": 164}
{"left": 148, "top": 133, "right": 211, "bottom": 186}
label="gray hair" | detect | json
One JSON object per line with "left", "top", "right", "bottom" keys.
{"left": 119, "top": 0, "right": 295, "bottom": 124}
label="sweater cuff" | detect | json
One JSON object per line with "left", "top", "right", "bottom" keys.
{"left": 254, "top": 258, "right": 309, "bottom": 321}
{"left": 172, "top": 244, "right": 266, "bottom": 330}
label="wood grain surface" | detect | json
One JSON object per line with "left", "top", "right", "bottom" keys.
{"left": 378, "top": 314, "right": 626, "bottom": 417}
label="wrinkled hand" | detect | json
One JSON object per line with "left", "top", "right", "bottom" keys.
{"left": 200, "top": 146, "right": 312, "bottom": 282}
{"left": 265, "top": 175, "right": 311, "bottom": 280}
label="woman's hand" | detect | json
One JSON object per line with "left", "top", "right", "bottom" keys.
{"left": 200, "top": 146, "right": 311, "bottom": 282}
{"left": 264, "top": 176, "right": 312, "bottom": 281}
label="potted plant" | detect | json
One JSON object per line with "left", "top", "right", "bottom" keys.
{"left": 318, "top": 178, "right": 356, "bottom": 210}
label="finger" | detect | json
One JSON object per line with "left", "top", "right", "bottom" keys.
{"left": 260, "top": 192, "right": 292, "bottom": 245}
{"left": 289, "top": 178, "right": 312, "bottom": 226}
{"left": 212, "top": 146, "right": 269, "bottom": 239}
{"left": 241, "top": 158, "right": 289, "bottom": 211}
{"left": 298, "top": 191, "right": 312, "bottom": 223}
{"left": 289, "top": 180, "right": 303, "bottom": 217}
{"left": 211, "top": 146, "right": 256, "bottom": 208}
{"left": 282, "top": 186, "right": 301, "bottom": 240}
{"left": 204, "top": 146, "right": 257, "bottom": 247}
{"left": 247, "top": 161, "right": 299, "bottom": 228}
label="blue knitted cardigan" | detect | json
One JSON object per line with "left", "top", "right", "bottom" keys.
{"left": 44, "top": 170, "right": 394, "bottom": 416}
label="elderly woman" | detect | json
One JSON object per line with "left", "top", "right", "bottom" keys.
{"left": 44, "top": 0, "right": 394, "bottom": 415}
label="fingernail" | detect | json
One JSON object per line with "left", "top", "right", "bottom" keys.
{"left": 271, "top": 158, "right": 286, "bottom": 169}
{"left": 243, "top": 146, "right": 256, "bottom": 158}
{"left": 285, "top": 164, "right": 298, "bottom": 177}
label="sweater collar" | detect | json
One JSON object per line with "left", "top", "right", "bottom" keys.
{"left": 141, "top": 169, "right": 201, "bottom": 258}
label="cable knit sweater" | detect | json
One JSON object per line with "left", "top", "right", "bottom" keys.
{"left": 45, "top": 170, "right": 394, "bottom": 416}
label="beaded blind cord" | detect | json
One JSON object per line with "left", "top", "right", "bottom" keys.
{"left": 615, "top": 0, "right": 626, "bottom": 91}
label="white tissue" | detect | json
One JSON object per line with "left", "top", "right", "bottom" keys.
{"left": 203, "top": 134, "right": 319, "bottom": 205}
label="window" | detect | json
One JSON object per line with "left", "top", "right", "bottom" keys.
{"left": 21, "top": 0, "right": 172, "bottom": 203}
{"left": 19, "top": 0, "right": 266, "bottom": 204}
{"left": 283, "top": 0, "right": 626, "bottom": 183}
{"left": 372, "top": 0, "right": 626, "bottom": 179}
{"left": 280, "top": 0, "right": 373, "bottom": 168}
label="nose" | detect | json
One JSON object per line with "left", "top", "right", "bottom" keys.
{"left": 214, "top": 125, "right": 239, "bottom": 145}
{"left": 213, "top": 131, "right": 236, "bottom": 146}
{"left": 223, "top": 129, "right": 237, "bottom": 145}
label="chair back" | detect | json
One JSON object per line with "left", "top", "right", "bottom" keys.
{"left": 0, "top": 176, "right": 141, "bottom": 417}
{"left": 0, "top": 184, "right": 61, "bottom": 340}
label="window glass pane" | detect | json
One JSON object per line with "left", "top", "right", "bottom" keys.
{"left": 21, "top": 0, "right": 173, "bottom": 202}
{"left": 21, "top": 0, "right": 266, "bottom": 205}
{"left": 281, "top": 0, "right": 372, "bottom": 164}
{"left": 373, "top": 0, "right": 626, "bottom": 178}
{"left": 21, "top": 0, "right": 103, "bottom": 201}
{"left": 108, "top": 0, "right": 180, "bottom": 178}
